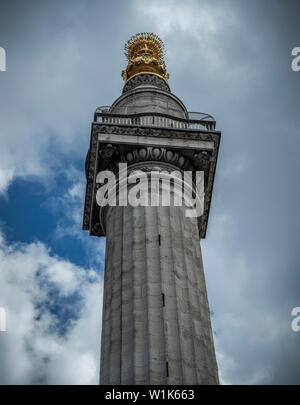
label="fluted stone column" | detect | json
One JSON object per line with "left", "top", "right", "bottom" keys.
{"left": 83, "top": 33, "right": 221, "bottom": 386}
{"left": 100, "top": 202, "right": 219, "bottom": 385}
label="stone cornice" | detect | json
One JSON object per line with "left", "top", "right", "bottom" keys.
{"left": 83, "top": 124, "right": 221, "bottom": 239}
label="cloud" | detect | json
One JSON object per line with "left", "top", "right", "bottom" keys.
{"left": 133, "top": 0, "right": 238, "bottom": 66}
{"left": 0, "top": 1, "right": 126, "bottom": 196}
{"left": 0, "top": 169, "right": 14, "bottom": 195}
{"left": 202, "top": 210, "right": 300, "bottom": 385}
{"left": 46, "top": 168, "right": 87, "bottom": 241}
{"left": 44, "top": 166, "right": 106, "bottom": 268}
{"left": 134, "top": 0, "right": 222, "bottom": 35}
{"left": 0, "top": 229, "right": 103, "bottom": 384}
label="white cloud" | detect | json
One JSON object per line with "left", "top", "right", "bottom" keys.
{"left": 0, "top": 2, "right": 113, "bottom": 196}
{"left": 134, "top": 0, "right": 223, "bottom": 36}
{"left": 202, "top": 209, "right": 299, "bottom": 385}
{"left": 0, "top": 230, "right": 103, "bottom": 384}
{"left": 133, "top": 0, "right": 238, "bottom": 66}
{"left": 44, "top": 168, "right": 106, "bottom": 268}
{"left": 0, "top": 169, "right": 14, "bottom": 196}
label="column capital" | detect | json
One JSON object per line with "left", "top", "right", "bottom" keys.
{"left": 83, "top": 124, "right": 220, "bottom": 239}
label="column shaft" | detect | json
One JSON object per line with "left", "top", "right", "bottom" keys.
{"left": 100, "top": 204, "right": 218, "bottom": 385}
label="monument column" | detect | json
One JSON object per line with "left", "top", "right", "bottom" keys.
{"left": 83, "top": 33, "right": 221, "bottom": 385}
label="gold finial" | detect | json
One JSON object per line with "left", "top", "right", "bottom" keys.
{"left": 121, "top": 32, "right": 169, "bottom": 83}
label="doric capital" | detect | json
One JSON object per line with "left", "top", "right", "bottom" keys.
{"left": 83, "top": 124, "right": 220, "bottom": 239}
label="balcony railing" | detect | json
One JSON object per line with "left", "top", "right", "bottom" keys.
{"left": 94, "top": 109, "right": 216, "bottom": 131}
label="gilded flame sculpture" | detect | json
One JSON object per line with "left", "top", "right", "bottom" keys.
{"left": 121, "top": 32, "right": 170, "bottom": 83}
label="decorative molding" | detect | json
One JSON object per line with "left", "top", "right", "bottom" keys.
{"left": 96, "top": 123, "right": 220, "bottom": 142}
{"left": 110, "top": 146, "right": 195, "bottom": 171}
{"left": 122, "top": 73, "right": 170, "bottom": 93}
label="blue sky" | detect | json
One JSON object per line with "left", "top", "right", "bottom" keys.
{"left": 0, "top": 0, "right": 299, "bottom": 384}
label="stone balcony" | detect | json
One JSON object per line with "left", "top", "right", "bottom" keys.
{"left": 83, "top": 107, "right": 221, "bottom": 239}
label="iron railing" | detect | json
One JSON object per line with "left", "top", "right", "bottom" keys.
{"left": 94, "top": 108, "right": 216, "bottom": 131}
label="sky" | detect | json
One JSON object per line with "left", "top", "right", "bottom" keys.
{"left": 0, "top": 0, "right": 299, "bottom": 384}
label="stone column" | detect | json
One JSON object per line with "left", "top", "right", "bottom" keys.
{"left": 100, "top": 202, "right": 219, "bottom": 385}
